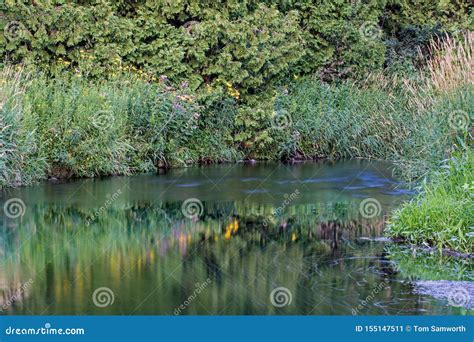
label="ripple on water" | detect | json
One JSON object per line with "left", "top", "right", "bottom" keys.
{"left": 242, "top": 189, "right": 268, "bottom": 194}
{"left": 383, "top": 189, "right": 417, "bottom": 195}
{"left": 303, "top": 176, "right": 351, "bottom": 183}
{"left": 240, "top": 177, "right": 262, "bottom": 182}
{"left": 175, "top": 182, "right": 203, "bottom": 187}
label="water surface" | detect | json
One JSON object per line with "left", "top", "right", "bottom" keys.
{"left": 0, "top": 160, "right": 472, "bottom": 315}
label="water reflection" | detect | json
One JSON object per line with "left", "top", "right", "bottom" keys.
{"left": 0, "top": 161, "right": 470, "bottom": 314}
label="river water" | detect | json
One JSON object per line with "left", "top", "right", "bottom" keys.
{"left": 0, "top": 160, "right": 472, "bottom": 315}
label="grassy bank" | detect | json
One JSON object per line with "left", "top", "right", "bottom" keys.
{"left": 387, "top": 151, "right": 473, "bottom": 254}
{"left": 386, "top": 33, "right": 473, "bottom": 253}
{"left": 0, "top": 33, "right": 472, "bottom": 252}
{"left": 2, "top": 34, "right": 472, "bottom": 186}
{"left": 0, "top": 68, "right": 241, "bottom": 187}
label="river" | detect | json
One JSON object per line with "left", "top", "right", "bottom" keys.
{"left": 0, "top": 160, "right": 472, "bottom": 314}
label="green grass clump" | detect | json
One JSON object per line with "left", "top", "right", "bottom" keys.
{"left": 274, "top": 74, "right": 473, "bottom": 179}
{"left": 0, "top": 67, "right": 46, "bottom": 188}
{"left": 0, "top": 69, "right": 241, "bottom": 188}
{"left": 387, "top": 150, "right": 473, "bottom": 253}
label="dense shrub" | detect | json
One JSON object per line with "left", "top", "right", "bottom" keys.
{"left": 5, "top": 0, "right": 471, "bottom": 94}
{"left": 385, "top": 0, "right": 473, "bottom": 32}
{"left": 2, "top": 1, "right": 471, "bottom": 86}
{"left": 0, "top": 1, "right": 305, "bottom": 95}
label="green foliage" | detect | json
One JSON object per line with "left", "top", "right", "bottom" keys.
{"left": 0, "top": 1, "right": 305, "bottom": 96}
{"left": 1, "top": 64, "right": 471, "bottom": 187}
{"left": 387, "top": 150, "right": 474, "bottom": 253}
{"left": 1, "top": 1, "right": 472, "bottom": 93}
{"left": 0, "top": 70, "right": 215, "bottom": 185}
{"left": 384, "top": 25, "right": 444, "bottom": 74}
{"left": 385, "top": 0, "right": 473, "bottom": 32}
{"left": 292, "top": 0, "right": 387, "bottom": 80}
{"left": 0, "top": 67, "right": 46, "bottom": 188}
{"left": 272, "top": 71, "right": 473, "bottom": 178}
{"left": 22, "top": 77, "right": 133, "bottom": 178}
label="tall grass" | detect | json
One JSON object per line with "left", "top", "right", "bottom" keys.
{"left": 425, "top": 32, "right": 473, "bottom": 93}
{"left": 385, "top": 31, "right": 473, "bottom": 253}
{"left": 0, "top": 71, "right": 240, "bottom": 187}
{"left": 0, "top": 66, "right": 46, "bottom": 188}
{"left": 275, "top": 31, "right": 472, "bottom": 179}
{"left": 0, "top": 32, "right": 472, "bottom": 190}
{"left": 387, "top": 151, "right": 473, "bottom": 253}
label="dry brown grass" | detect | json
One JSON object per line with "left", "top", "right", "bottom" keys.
{"left": 424, "top": 31, "right": 473, "bottom": 93}
{"left": 404, "top": 31, "right": 473, "bottom": 113}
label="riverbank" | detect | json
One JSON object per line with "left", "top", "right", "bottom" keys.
{"left": 387, "top": 151, "right": 473, "bottom": 254}
{"left": 2, "top": 35, "right": 471, "bottom": 182}
{"left": 1, "top": 33, "right": 472, "bottom": 252}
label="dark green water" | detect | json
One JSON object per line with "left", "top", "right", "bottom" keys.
{"left": 0, "top": 161, "right": 472, "bottom": 315}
